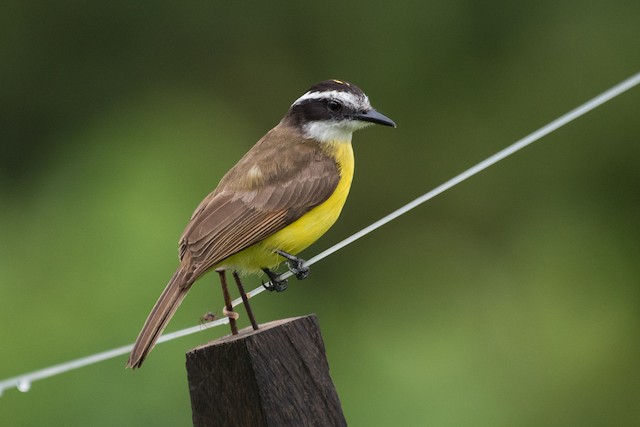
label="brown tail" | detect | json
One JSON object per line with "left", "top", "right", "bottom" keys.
{"left": 127, "top": 266, "right": 195, "bottom": 369}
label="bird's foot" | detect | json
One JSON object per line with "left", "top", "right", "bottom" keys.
{"left": 275, "top": 250, "right": 310, "bottom": 280}
{"left": 262, "top": 268, "right": 288, "bottom": 292}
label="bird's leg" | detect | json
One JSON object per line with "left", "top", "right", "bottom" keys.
{"left": 275, "top": 249, "right": 310, "bottom": 280}
{"left": 261, "top": 267, "right": 288, "bottom": 292}
{"left": 217, "top": 269, "right": 238, "bottom": 335}
{"left": 232, "top": 270, "right": 259, "bottom": 331}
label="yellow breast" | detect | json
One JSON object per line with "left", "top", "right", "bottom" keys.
{"left": 219, "top": 141, "right": 354, "bottom": 274}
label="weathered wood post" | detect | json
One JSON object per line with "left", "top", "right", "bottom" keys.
{"left": 186, "top": 314, "right": 347, "bottom": 427}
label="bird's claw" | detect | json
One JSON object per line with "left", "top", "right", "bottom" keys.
{"left": 275, "top": 250, "right": 310, "bottom": 280}
{"left": 262, "top": 268, "right": 289, "bottom": 292}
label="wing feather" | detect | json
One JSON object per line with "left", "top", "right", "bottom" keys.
{"left": 179, "top": 125, "right": 340, "bottom": 274}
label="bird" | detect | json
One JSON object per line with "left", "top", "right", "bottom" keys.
{"left": 127, "top": 79, "right": 395, "bottom": 368}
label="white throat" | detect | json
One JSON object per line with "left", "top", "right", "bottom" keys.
{"left": 302, "top": 120, "right": 371, "bottom": 143}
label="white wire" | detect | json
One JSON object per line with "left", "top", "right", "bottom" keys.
{"left": 0, "top": 317, "right": 228, "bottom": 396}
{"left": 231, "top": 70, "right": 640, "bottom": 308}
{"left": 1, "top": 71, "right": 638, "bottom": 397}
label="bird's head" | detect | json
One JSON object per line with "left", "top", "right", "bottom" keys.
{"left": 284, "top": 79, "right": 396, "bottom": 142}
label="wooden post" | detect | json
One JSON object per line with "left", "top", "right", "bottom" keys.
{"left": 186, "top": 314, "right": 347, "bottom": 427}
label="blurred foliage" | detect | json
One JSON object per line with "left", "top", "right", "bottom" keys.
{"left": 1, "top": 0, "right": 639, "bottom": 426}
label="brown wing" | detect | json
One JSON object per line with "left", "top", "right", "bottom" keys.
{"left": 179, "top": 125, "right": 340, "bottom": 274}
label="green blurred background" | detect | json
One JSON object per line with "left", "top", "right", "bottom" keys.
{"left": 1, "top": 1, "right": 639, "bottom": 425}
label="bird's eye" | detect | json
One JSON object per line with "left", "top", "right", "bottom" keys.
{"left": 327, "top": 100, "right": 342, "bottom": 113}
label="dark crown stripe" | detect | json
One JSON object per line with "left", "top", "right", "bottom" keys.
{"left": 305, "top": 80, "right": 364, "bottom": 97}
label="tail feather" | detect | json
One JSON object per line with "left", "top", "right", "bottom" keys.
{"left": 127, "top": 267, "right": 195, "bottom": 369}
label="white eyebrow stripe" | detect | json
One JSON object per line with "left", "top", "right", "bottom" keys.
{"left": 292, "top": 90, "right": 370, "bottom": 110}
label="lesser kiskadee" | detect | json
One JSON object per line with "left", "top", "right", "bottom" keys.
{"left": 127, "top": 79, "right": 395, "bottom": 368}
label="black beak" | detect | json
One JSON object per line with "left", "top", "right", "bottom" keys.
{"left": 353, "top": 109, "right": 396, "bottom": 127}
